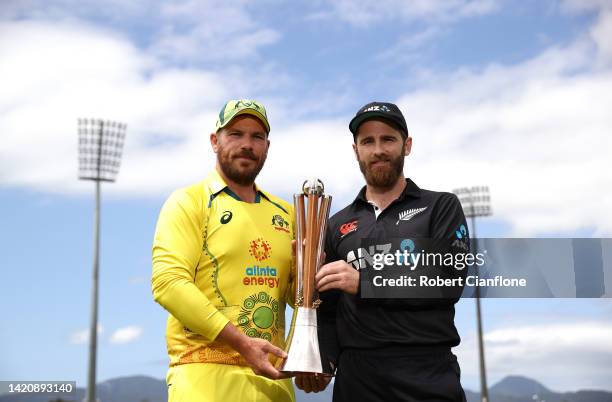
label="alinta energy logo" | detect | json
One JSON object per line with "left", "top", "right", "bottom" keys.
{"left": 245, "top": 238, "right": 279, "bottom": 288}
{"left": 249, "top": 238, "right": 271, "bottom": 261}
{"left": 243, "top": 265, "right": 279, "bottom": 289}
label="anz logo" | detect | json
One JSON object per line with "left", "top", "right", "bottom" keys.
{"left": 346, "top": 239, "right": 414, "bottom": 270}
{"left": 363, "top": 105, "right": 390, "bottom": 113}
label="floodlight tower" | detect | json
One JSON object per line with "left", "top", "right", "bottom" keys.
{"left": 78, "top": 119, "right": 127, "bottom": 402}
{"left": 453, "top": 186, "right": 492, "bottom": 402}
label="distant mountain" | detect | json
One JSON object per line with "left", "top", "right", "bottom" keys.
{"left": 466, "top": 390, "right": 612, "bottom": 402}
{"left": 464, "top": 389, "right": 480, "bottom": 402}
{"left": 296, "top": 375, "right": 612, "bottom": 402}
{"left": 0, "top": 376, "right": 166, "bottom": 402}
{"left": 466, "top": 376, "right": 612, "bottom": 402}
{"left": 1, "top": 374, "right": 611, "bottom": 402}
{"left": 94, "top": 375, "right": 166, "bottom": 402}
{"left": 490, "top": 375, "right": 552, "bottom": 397}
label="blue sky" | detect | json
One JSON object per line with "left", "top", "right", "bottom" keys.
{"left": 1, "top": 0, "right": 612, "bottom": 395}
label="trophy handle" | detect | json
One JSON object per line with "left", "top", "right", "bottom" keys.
{"left": 316, "top": 196, "right": 332, "bottom": 272}
{"left": 303, "top": 191, "right": 319, "bottom": 308}
{"left": 293, "top": 194, "right": 305, "bottom": 305}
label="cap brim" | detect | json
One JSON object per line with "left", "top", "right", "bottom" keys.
{"left": 218, "top": 109, "right": 271, "bottom": 133}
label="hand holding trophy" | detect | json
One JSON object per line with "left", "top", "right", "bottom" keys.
{"left": 278, "top": 178, "right": 332, "bottom": 374}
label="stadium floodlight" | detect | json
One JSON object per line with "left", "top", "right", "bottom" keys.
{"left": 78, "top": 118, "right": 127, "bottom": 402}
{"left": 454, "top": 186, "right": 492, "bottom": 221}
{"left": 78, "top": 119, "right": 126, "bottom": 182}
{"left": 453, "top": 185, "right": 492, "bottom": 402}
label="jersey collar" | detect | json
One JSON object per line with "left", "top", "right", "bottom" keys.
{"left": 205, "top": 168, "right": 264, "bottom": 203}
{"left": 352, "top": 177, "right": 422, "bottom": 206}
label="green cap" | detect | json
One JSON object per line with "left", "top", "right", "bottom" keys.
{"left": 215, "top": 99, "right": 270, "bottom": 133}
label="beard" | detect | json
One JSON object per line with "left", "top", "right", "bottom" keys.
{"left": 217, "top": 143, "right": 266, "bottom": 186}
{"left": 357, "top": 151, "right": 405, "bottom": 190}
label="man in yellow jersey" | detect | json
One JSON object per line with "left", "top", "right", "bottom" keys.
{"left": 152, "top": 99, "right": 295, "bottom": 402}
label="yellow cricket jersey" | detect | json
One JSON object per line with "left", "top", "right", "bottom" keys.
{"left": 152, "top": 169, "right": 294, "bottom": 367}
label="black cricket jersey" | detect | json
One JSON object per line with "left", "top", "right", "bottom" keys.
{"left": 318, "top": 178, "right": 469, "bottom": 370}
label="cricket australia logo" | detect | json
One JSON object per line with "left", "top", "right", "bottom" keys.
{"left": 271, "top": 214, "right": 290, "bottom": 233}
{"left": 396, "top": 207, "right": 428, "bottom": 225}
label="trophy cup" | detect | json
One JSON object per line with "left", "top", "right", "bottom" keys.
{"left": 279, "top": 178, "right": 332, "bottom": 373}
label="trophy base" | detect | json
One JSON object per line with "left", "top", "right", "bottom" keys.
{"left": 280, "top": 307, "right": 323, "bottom": 373}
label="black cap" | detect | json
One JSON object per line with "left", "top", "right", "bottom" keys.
{"left": 349, "top": 102, "right": 408, "bottom": 138}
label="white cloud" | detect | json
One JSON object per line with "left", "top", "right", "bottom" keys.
{"left": 109, "top": 325, "right": 143, "bottom": 344}
{"left": 0, "top": 0, "right": 280, "bottom": 64}
{"left": 455, "top": 322, "right": 612, "bottom": 392}
{"left": 590, "top": 8, "right": 612, "bottom": 66}
{"left": 320, "top": 2, "right": 612, "bottom": 237}
{"left": 69, "top": 324, "right": 103, "bottom": 345}
{"left": 0, "top": 17, "right": 347, "bottom": 198}
{"left": 375, "top": 25, "right": 443, "bottom": 64}
{"left": 0, "top": 20, "right": 227, "bottom": 195}
{"left": 394, "top": 36, "right": 612, "bottom": 235}
{"left": 309, "top": 0, "right": 498, "bottom": 27}
{"left": 2, "top": 2, "right": 612, "bottom": 237}
{"left": 153, "top": 0, "right": 280, "bottom": 63}
{"left": 561, "top": 0, "right": 612, "bottom": 14}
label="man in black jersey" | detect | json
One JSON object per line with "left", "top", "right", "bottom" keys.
{"left": 296, "top": 102, "right": 468, "bottom": 401}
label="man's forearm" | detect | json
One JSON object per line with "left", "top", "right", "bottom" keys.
{"left": 152, "top": 276, "right": 229, "bottom": 341}
{"left": 216, "top": 321, "right": 251, "bottom": 354}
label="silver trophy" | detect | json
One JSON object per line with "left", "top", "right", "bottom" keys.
{"left": 279, "top": 178, "right": 332, "bottom": 373}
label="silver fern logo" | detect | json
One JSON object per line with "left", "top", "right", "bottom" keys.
{"left": 396, "top": 207, "right": 428, "bottom": 225}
